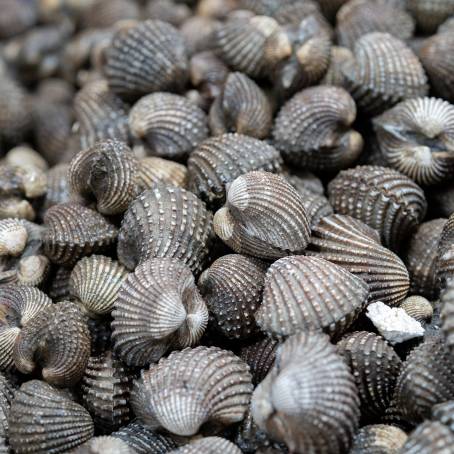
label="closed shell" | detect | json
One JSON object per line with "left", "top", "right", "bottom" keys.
{"left": 399, "top": 421, "right": 454, "bottom": 453}
{"left": 350, "top": 424, "right": 408, "bottom": 454}
{"left": 81, "top": 0, "right": 140, "bottom": 29}
{"left": 0, "top": 0, "right": 38, "bottom": 39}
{"left": 321, "top": 46, "right": 355, "bottom": 87}
{"left": 441, "top": 280, "right": 454, "bottom": 357}
{"left": 0, "top": 164, "right": 47, "bottom": 199}
{"left": 41, "top": 164, "right": 73, "bottom": 213}
{"left": 294, "top": 187, "right": 333, "bottom": 229}
{"left": 0, "top": 373, "right": 14, "bottom": 439}
{"left": 137, "top": 157, "right": 187, "bottom": 191}
{"left": 0, "top": 197, "right": 35, "bottom": 221}
{"left": 0, "top": 219, "right": 28, "bottom": 257}
{"left": 437, "top": 212, "right": 454, "bottom": 287}
{"left": 400, "top": 296, "right": 434, "bottom": 323}
{"left": 169, "top": 437, "right": 242, "bottom": 454}
{"left": 407, "top": 0, "right": 454, "bottom": 33}
{"left": 74, "top": 436, "right": 137, "bottom": 454}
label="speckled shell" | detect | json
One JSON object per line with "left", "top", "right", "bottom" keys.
{"left": 43, "top": 203, "right": 118, "bottom": 267}
{"left": 48, "top": 266, "right": 72, "bottom": 302}
{"left": 294, "top": 187, "right": 333, "bottom": 229}
{"left": 441, "top": 280, "right": 454, "bottom": 356}
{"left": 9, "top": 380, "right": 94, "bottom": 454}
{"left": 399, "top": 421, "right": 454, "bottom": 453}
{"left": 432, "top": 400, "right": 454, "bottom": 429}
{"left": 400, "top": 296, "right": 434, "bottom": 323}
{"left": 273, "top": 85, "right": 363, "bottom": 172}
{"left": 131, "top": 346, "right": 252, "bottom": 436}
{"left": 0, "top": 0, "right": 38, "bottom": 39}
{"left": 309, "top": 214, "right": 410, "bottom": 306}
{"left": 169, "top": 437, "right": 242, "bottom": 454}
{"left": 0, "top": 372, "right": 15, "bottom": 440}
{"left": 117, "top": 185, "right": 213, "bottom": 273}
{"left": 104, "top": 20, "right": 188, "bottom": 100}
{"left": 251, "top": 332, "right": 360, "bottom": 454}
{"left": 343, "top": 32, "right": 428, "bottom": 115}
{"left": 321, "top": 46, "right": 355, "bottom": 87}
{"left": 198, "top": 254, "right": 267, "bottom": 339}
{"left": 137, "top": 157, "right": 187, "bottom": 191}
{"left": 42, "top": 164, "right": 73, "bottom": 213}
{"left": 350, "top": 424, "right": 408, "bottom": 454}
{"left": 0, "top": 219, "right": 28, "bottom": 256}
{"left": 328, "top": 165, "right": 427, "bottom": 251}
{"left": 13, "top": 302, "right": 89, "bottom": 387}
{"left": 74, "top": 436, "right": 137, "bottom": 454}
{"left": 187, "top": 134, "right": 283, "bottom": 208}
{"left": 408, "top": 0, "right": 454, "bottom": 33}
{"left": 0, "top": 164, "right": 47, "bottom": 199}
{"left": 129, "top": 93, "right": 209, "bottom": 159}
{"left": 436, "top": 213, "right": 454, "bottom": 287}
{"left": 214, "top": 171, "right": 310, "bottom": 259}
{"left": 284, "top": 170, "right": 325, "bottom": 195}
{"left": 112, "top": 258, "right": 208, "bottom": 366}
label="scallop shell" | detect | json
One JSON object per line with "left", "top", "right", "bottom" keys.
{"left": 328, "top": 165, "right": 427, "bottom": 251}
{"left": 273, "top": 85, "right": 363, "bottom": 172}
{"left": 437, "top": 213, "right": 454, "bottom": 287}
{"left": 131, "top": 346, "right": 252, "bottom": 436}
{"left": 0, "top": 164, "right": 47, "bottom": 199}
{"left": 9, "top": 380, "right": 94, "bottom": 454}
{"left": 407, "top": 0, "right": 454, "bottom": 33}
{"left": 74, "top": 436, "right": 137, "bottom": 454}
{"left": 321, "top": 46, "right": 355, "bottom": 87}
{"left": 169, "top": 437, "right": 242, "bottom": 454}
{"left": 400, "top": 296, "right": 434, "bottom": 323}
{"left": 104, "top": 20, "right": 188, "bottom": 100}
{"left": 0, "top": 0, "right": 38, "bottom": 39}
{"left": 441, "top": 280, "right": 454, "bottom": 357}
{"left": 187, "top": 133, "right": 283, "bottom": 208}
{"left": 213, "top": 171, "right": 310, "bottom": 259}
{"left": 117, "top": 185, "right": 213, "bottom": 274}
{"left": 41, "top": 164, "right": 73, "bottom": 213}
{"left": 137, "top": 157, "right": 187, "bottom": 191}
{"left": 251, "top": 332, "right": 360, "bottom": 454}
{"left": 309, "top": 214, "right": 410, "bottom": 306}
{"left": 43, "top": 203, "right": 118, "bottom": 267}
{"left": 0, "top": 219, "right": 28, "bottom": 257}
{"left": 0, "top": 197, "right": 35, "bottom": 221}
{"left": 129, "top": 93, "right": 209, "bottom": 160}
{"left": 399, "top": 421, "right": 454, "bottom": 453}
{"left": 198, "top": 254, "right": 267, "bottom": 339}
{"left": 350, "top": 424, "right": 408, "bottom": 454}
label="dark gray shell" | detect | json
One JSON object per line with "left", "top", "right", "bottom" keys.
{"left": 441, "top": 280, "right": 454, "bottom": 357}
{"left": 73, "top": 436, "right": 137, "bottom": 454}
{"left": 400, "top": 296, "right": 434, "bottom": 323}
{"left": 407, "top": 0, "right": 454, "bottom": 33}
{"left": 321, "top": 46, "right": 355, "bottom": 87}
{"left": 349, "top": 424, "right": 408, "bottom": 454}
{"left": 81, "top": 0, "right": 140, "bottom": 29}
{"left": 137, "top": 157, "right": 187, "bottom": 191}
{"left": 0, "top": 373, "right": 14, "bottom": 440}
{"left": 169, "top": 437, "right": 242, "bottom": 454}
{"left": 0, "top": 0, "right": 38, "bottom": 39}
{"left": 399, "top": 421, "right": 454, "bottom": 453}
{"left": 437, "top": 212, "right": 454, "bottom": 287}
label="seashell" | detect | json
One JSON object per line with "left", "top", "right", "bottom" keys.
{"left": 137, "top": 157, "right": 187, "bottom": 191}
{"left": 438, "top": 16, "right": 454, "bottom": 33}
{"left": 400, "top": 296, "right": 434, "bottom": 323}
{"left": 273, "top": 85, "right": 363, "bottom": 172}
{"left": 399, "top": 421, "right": 454, "bottom": 453}
{"left": 43, "top": 203, "right": 118, "bottom": 267}
{"left": 251, "top": 332, "right": 360, "bottom": 453}
{"left": 13, "top": 302, "right": 91, "bottom": 387}
{"left": 81, "top": 351, "right": 132, "bottom": 433}
{"left": 70, "top": 255, "right": 128, "bottom": 317}
{"left": 0, "top": 373, "right": 14, "bottom": 443}
{"left": 407, "top": 0, "right": 454, "bottom": 33}
{"left": 0, "top": 219, "right": 28, "bottom": 257}
{"left": 0, "top": 197, "right": 35, "bottom": 221}
{"left": 256, "top": 256, "right": 369, "bottom": 338}
{"left": 17, "top": 255, "right": 50, "bottom": 287}
{"left": 0, "top": 0, "right": 38, "bottom": 40}
{"left": 0, "top": 164, "right": 47, "bottom": 200}
{"left": 69, "top": 140, "right": 138, "bottom": 215}
{"left": 104, "top": 20, "right": 188, "bottom": 100}
{"left": 404, "top": 219, "right": 446, "bottom": 299}
{"left": 129, "top": 93, "right": 209, "bottom": 160}
{"left": 35, "top": 78, "right": 74, "bottom": 105}
{"left": 5, "top": 146, "right": 48, "bottom": 173}
{"left": 294, "top": 187, "right": 333, "bottom": 229}
{"left": 48, "top": 266, "right": 72, "bottom": 302}
{"left": 309, "top": 214, "right": 410, "bottom": 306}
{"left": 209, "top": 72, "right": 272, "bottom": 139}
{"left": 350, "top": 424, "right": 408, "bottom": 454}
{"left": 41, "top": 164, "right": 73, "bottom": 214}
{"left": 146, "top": 0, "right": 191, "bottom": 27}
{"left": 321, "top": 46, "right": 355, "bottom": 87}
{"left": 328, "top": 165, "right": 427, "bottom": 251}
{"left": 81, "top": 0, "right": 140, "bottom": 29}
{"left": 198, "top": 254, "right": 267, "bottom": 339}
{"left": 283, "top": 170, "right": 325, "bottom": 195}
{"left": 169, "top": 437, "right": 242, "bottom": 454}
{"left": 181, "top": 17, "right": 221, "bottom": 55}
{"left": 316, "top": 0, "right": 349, "bottom": 21}
{"left": 337, "top": 331, "right": 402, "bottom": 421}
{"left": 74, "top": 436, "right": 137, "bottom": 454}
{"left": 213, "top": 171, "right": 310, "bottom": 259}
{"left": 187, "top": 133, "right": 283, "bottom": 208}
{"left": 112, "top": 258, "right": 208, "bottom": 366}
{"left": 74, "top": 79, "right": 130, "bottom": 150}
{"left": 432, "top": 400, "right": 454, "bottom": 430}
{"left": 436, "top": 213, "right": 454, "bottom": 287}
{"left": 441, "top": 280, "right": 454, "bottom": 357}
{"left": 9, "top": 380, "right": 94, "bottom": 453}
{"left": 130, "top": 346, "right": 253, "bottom": 436}
{"left": 342, "top": 32, "right": 428, "bottom": 115}
{"left": 198, "top": 0, "right": 241, "bottom": 18}
{"left": 117, "top": 185, "right": 213, "bottom": 274}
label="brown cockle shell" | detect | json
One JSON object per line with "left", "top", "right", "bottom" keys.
{"left": 213, "top": 171, "right": 310, "bottom": 259}
{"left": 399, "top": 421, "right": 454, "bottom": 453}
{"left": 436, "top": 212, "right": 454, "bottom": 287}
{"left": 169, "top": 437, "right": 242, "bottom": 454}
{"left": 293, "top": 187, "right": 333, "bottom": 229}
{"left": 131, "top": 346, "right": 252, "bottom": 436}
{"left": 441, "top": 280, "right": 454, "bottom": 357}
{"left": 0, "top": 219, "right": 28, "bottom": 257}
{"left": 198, "top": 254, "right": 267, "bottom": 339}
{"left": 400, "top": 296, "right": 434, "bottom": 323}
{"left": 117, "top": 185, "right": 213, "bottom": 273}
{"left": 41, "top": 164, "right": 73, "bottom": 214}
{"left": 137, "top": 157, "right": 187, "bottom": 191}
{"left": 9, "top": 380, "right": 94, "bottom": 454}
{"left": 251, "top": 332, "right": 360, "bottom": 454}
{"left": 350, "top": 424, "right": 408, "bottom": 454}
{"left": 4, "top": 145, "right": 48, "bottom": 173}
{"left": 74, "top": 436, "right": 137, "bottom": 454}
{"left": 407, "top": 0, "right": 454, "bottom": 33}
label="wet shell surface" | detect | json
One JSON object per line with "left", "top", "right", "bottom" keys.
{"left": 251, "top": 332, "right": 360, "bottom": 454}
{"left": 74, "top": 436, "right": 137, "bottom": 454}
{"left": 399, "top": 421, "right": 454, "bottom": 453}
{"left": 294, "top": 187, "right": 333, "bottom": 229}
{"left": 407, "top": 0, "right": 454, "bottom": 33}
{"left": 137, "top": 157, "right": 188, "bottom": 191}
{"left": 400, "top": 296, "right": 434, "bottom": 323}
{"left": 131, "top": 346, "right": 252, "bottom": 436}
{"left": 0, "top": 219, "right": 28, "bottom": 256}
{"left": 169, "top": 437, "right": 242, "bottom": 454}
{"left": 441, "top": 280, "right": 454, "bottom": 357}
{"left": 349, "top": 424, "right": 408, "bottom": 454}
{"left": 436, "top": 212, "right": 454, "bottom": 287}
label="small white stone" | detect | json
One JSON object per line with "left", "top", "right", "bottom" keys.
{"left": 366, "top": 301, "right": 425, "bottom": 345}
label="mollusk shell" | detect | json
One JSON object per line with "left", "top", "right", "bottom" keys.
{"left": 0, "top": 197, "right": 35, "bottom": 221}
{"left": 0, "top": 373, "right": 13, "bottom": 441}
{"left": 293, "top": 187, "right": 333, "bottom": 229}
{"left": 399, "top": 421, "right": 454, "bottom": 453}
{"left": 400, "top": 296, "right": 434, "bottom": 323}
{"left": 441, "top": 280, "right": 454, "bottom": 357}
{"left": 436, "top": 212, "right": 454, "bottom": 287}
{"left": 169, "top": 437, "right": 242, "bottom": 454}
{"left": 74, "top": 436, "right": 137, "bottom": 454}
{"left": 407, "top": 0, "right": 454, "bottom": 33}
{"left": 321, "top": 46, "right": 355, "bottom": 87}
{"left": 0, "top": 219, "right": 28, "bottom": 257}
{"left": 81, "top": 0, "right": 140, "bottom": 29}
{"left": 0, "top": 164, "right": 47, "bottom": 199}
{"left": 137, "top": 157, "right": 187, "bottom": 191}
{"left": 0, "top": 0, "right": 38, "bottom": 40}
{"left": 41, "top": 164, "right": 73, "bottom": 213}
{"left": 350, "top": 424, "right": 408, "bottom": 454}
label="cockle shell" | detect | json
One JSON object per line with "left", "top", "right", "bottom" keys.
{"left": 182, "top": 17, "right": 221, "bottom": 55}
{"left": 0, "top": 219, "right": 28, "bottom": 257}
{"left": 400, "top": 296, "right": 433, "bottom": 323}
{"left": 41, "top": 164, "right": 73, "bottom": 214}
{"left": 0, "top": 197, "right": 34, "bottom": 221}
{"left": 74, "top": 436, "right": 137, "bottom": 454}
{"left": 169, "top": 437, "right": 242, "bottom": 454}
{"left": 146, "top": 0, "right": 191, "bottom": 27}
{"left": 328, "top": 165, "right": 427, "bottom": 251}
{"left": 399, "top": 421, "right": 454, "bottom": 453}
{"left": 5, "top": 145, "right": 48, "bottom": 173}
{"left": 137, "top": 157, "right": 187, "bottom": 191}
{"left": 48, "top": 266, "right": 72, "bottom": 302}
{"left": 81, "top": 0, "right": 140, "bottom": 29}
{"left": 17, "top": 255, "right": 50, "bottom": 287}
{"left": 349, "top": 424, "right": 408, "bottom": 454}
{"left": 407, "top": 0, "right": 454, "bottom": 33}
{"left": 436, "top": 212, "right": 454, "bottom": 287}
{"left": 131, "top": 346, "right": 252, "bottom": 436}
{"left": 213, "top": 171, "right": 311, "bottom": 259}
{"left": 0, "top": 164, "right": 47, "bottom": 199}
{"left": 117, "top": 185, "right": 213, "bottom": 273}
{"left": 0, "top": 0, "right": 38, "bottom": 39}
{"left": 321, "top": 46, "right": 355, "bottom": 87}
{"left": 284, "top": 170, "right": 325, "bottom": 195}
{"left": 432, "top": 400, "right": 454, "bottom": 429}
{"left": 0, "top": 372, "right": 14, "bottom": 442}
{"left": 292, "top": 187, "right": 333, "bottom": 229}
{"left": 441, "top": 280, "right": 454, "bottom": 357}
{"left": 251, "top": 332, "right": 360, "bottom": 454}
{"left": 9, "top": 380, "right": 94, "bottom": 453}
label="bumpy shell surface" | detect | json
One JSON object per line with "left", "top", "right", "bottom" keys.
{"left": 432, "top": 400, "right": 454, "bottom": 429}
{"left": 117, "top": 185, "right": 213, "bottom": 273}
{"left": 252, "top": 332, "right": 360, "bottom": 454}
{"left": 48, "top": 266, "right": 72, "bottom": 302}
{"left": 436, "top": 212, "right": 454, "bottom": 287}
{"left": 408, "top": 0, "right": 454, "bottom": 33}
{"left": 350, "top": 424, "right": 408, "bottom": 454}
{"left": 0, "top": 219, "right": 28, "bottom": 256}
{"left": 441, "top": 280, "right": 454, "bottom": 357}
{"left": 137, "top": 157, "right": 187, "bottom": 191}
{"left": 43, "top": 203, "right": 118, "bottom": 267}
{"left": 399, "top": 421, "right": 454, "bottom": 453}
{"left": 256, "top": 256, "right": 368, "bottom": 338}
{"left": 131, "top": 346, "right": 252, "bottom": 436}
{"left": 400, "top": 296, "right": 434, "bottom": 323}
{"left": 273, "top": 85, "right": 363, "bottom": 172}
{"left": 129, "top": 93, "right": 209, "bottom": 159}
{"left": 169, "top": 437, "right": 242, "bottom": 454}
{"left": 187, "top": 133, "right": 283, "bottom": 207}
{"left": 321, "top": 46, "right": 355, "bottom": 87}
{"left": 9, "top": 380, "right": 94, "bottom": 453}
{"left": 104, "top": 20, "right": 188, "bottom": 100}
{"left": 343, "top": 32, "right": 428, "bottom": 115}
{"left": 199, "top": 254, "right": 267, "bottom": 339}
{"left": 309, "top": 214, "right": 410, "bottom": 306}
{"left": 294, "top": 187, "right": 333, "bottom": 229}
{"left": 213, "top": 171, "right": 311, "bottom": 259}
{"left": 328, "top": 165, "right": 427, "bottom": 251}
{"left": 112, "top": 258, "right": 208, "bottom": 366}
{"left": 42, "top": 164, "right": 73, "bottom": 213}
{"left": 74, "top": 436, "right": 137, "bottom": 454}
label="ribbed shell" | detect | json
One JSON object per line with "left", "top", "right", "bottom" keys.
{"left": 350, "top": 424, "right": 408, "bottom": 454}
{"left": 408, "top": 0, "right": 454, "bottom": 33}
{"left": 213, "top": 171, "right": 310, "bottom": 259}
{"left": 137, "top": 157, "right": 187, "bottom": 191}
{"left": 0, "top": 373, "right": 13, "bottom": 442}
{"left": 251, "top": 332, "right": 360, "bottom": 454}
{"left": 112, "top": 258, "right": 208, "bottom": 366}
{"left": 48, "top": 266, "right": 72, "bottom": 302}
{"left": 343, "top": 32, "right": 428, "bottom": 115}
{"left": 309, "top": 214, "right": 410, "bottom": 306}
{"left": 17, "top": 255, "right": 50, "bottom": 287}
{"left": 130, "top": 346, "right": 253, "bottom": 436}
{"left": 328, "top": 165, "right": 427, "bottom": 251}
{"left": 117, "top": 185, "right": 213, "bottom": 274}
{"left": 146, "top": 0, "right": 191, "bottom": 26}
{"left": 169, "top": 437, "right": 242, "bottom": 454}
{"left": 74, "top": 436, "right": 137, "bottom": 454}
{"left": 400, "top": 296, "right": 434, "bottom": 323}
{"left": 43, "top": 203, "right": 118, "bottom": 267}
{"left": 198, "top": 254, "right": 267, "bottom": 339}
{"left": 187, "top": 133, "right": 283, "bottom": 208}
{"left": 321, "top": 46, "right": 355, "bottom": 87}
{"left": 81, "top": 0, "right": 140, "bottom": 29}
{"left": 129, "top": 93, "right": 209, "bottom": 159}
{"left": 337, "top": 331, "right": 402, "bottom": 421}
{"left": 296, "top": 188, "right": 333, "bottom": 229}
{"left": 42, "top": 164, "right": 73, "bottom": 213}
{"left": 436, "top": 212, "right": 454, "bottom": 287}
{"left": 0, "top": 0, "right": 38, "bottom": 39}
{"left": 399, "top": 421, "right": 454, "bottom": 453}
{"left": 0, "top": 219, "right": 28, "bottom": 256}
{"left": 441, "top": 280, "right": 454, "bottom": 357}
{"left": 273, "top": 85, "right": 363, "bottom": 172}
{"left": 104, "top": 20, "right": 188, "bottom": 100}
{"left": 9, "top": 380, "right": 94, "bottom": 454}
